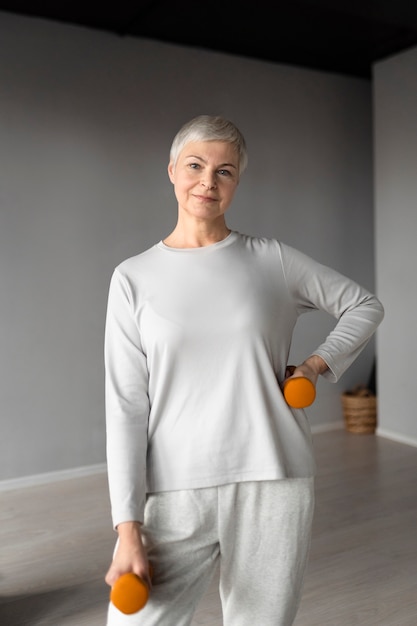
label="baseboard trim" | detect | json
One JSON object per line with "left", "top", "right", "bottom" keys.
{"left": 0, "top": 462, "right": 107, "bottom": 492}
{"left": 376, "top": 428, "right": 417, "bottom": 448}
{"left": 311, "top": 421, "right": 345, "bottom": 434}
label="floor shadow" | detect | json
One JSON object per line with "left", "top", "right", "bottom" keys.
{"left": 0, "top": 578, "right": 109, "bottom": 625}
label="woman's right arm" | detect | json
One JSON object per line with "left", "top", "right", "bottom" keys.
{"left": 104, "top": 268, "right": 151, "bottom": 581}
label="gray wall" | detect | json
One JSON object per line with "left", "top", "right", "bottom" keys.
{"left": 0, "top": 12, "right": 377, "bottom": 483}
{"left": 374, "top": 46, "right": 417, "bottom": 446}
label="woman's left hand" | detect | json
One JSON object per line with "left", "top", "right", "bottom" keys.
{"left": 284, "top": 355, "right": 328, "bottom": 387}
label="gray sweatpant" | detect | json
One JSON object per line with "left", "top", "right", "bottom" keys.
{"left": 107, "top": 478, "right": 314, "bottom": 626}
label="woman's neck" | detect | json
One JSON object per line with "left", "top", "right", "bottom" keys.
{"left": 163, "top": 221, "right": 231, "bottom": 249}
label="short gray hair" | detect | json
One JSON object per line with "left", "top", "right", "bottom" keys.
{"left": 169, "top": 115, "right": 248, "bottom": 176}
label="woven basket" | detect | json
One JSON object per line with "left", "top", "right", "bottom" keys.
{"left": 341, "top": 386, "right": 377, "bottom": 434}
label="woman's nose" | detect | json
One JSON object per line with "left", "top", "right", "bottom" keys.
{"left": 201, "top": 173, "right": 217, "bottom": 189}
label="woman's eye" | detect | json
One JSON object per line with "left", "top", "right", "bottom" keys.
{"left": 189, "top": 163, "right": 200, "bottom": 170}
{"left": 218, "top": 169, "right": 231, "bottom": 177}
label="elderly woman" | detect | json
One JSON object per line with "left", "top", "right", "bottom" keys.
{"left": 104, "top": 115, "right": 384, "bottom": 625}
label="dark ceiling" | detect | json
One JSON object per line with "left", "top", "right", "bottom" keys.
{"left": 1, "top": 1, "right": 417, "bottom": 78}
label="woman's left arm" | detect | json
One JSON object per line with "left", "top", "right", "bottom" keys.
{"left": 281, "top": 244, "right": 385, "bottom": 383}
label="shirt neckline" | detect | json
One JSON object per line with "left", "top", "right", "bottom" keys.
{"left": 157, "top": 230, "right": 239, "bottom": 253}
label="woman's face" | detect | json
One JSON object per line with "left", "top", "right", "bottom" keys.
{"left": 167, "top": 140, "right": 239, "bottom": 223}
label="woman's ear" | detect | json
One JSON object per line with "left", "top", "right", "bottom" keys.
{"left": 167, "top": 161, "right": 175, "bottom": 183}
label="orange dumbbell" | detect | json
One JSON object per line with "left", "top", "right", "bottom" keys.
{"left": 110, "top": 566, "right": 153, "bottom": 615}
{"left": 283, "top": 376, "right": 316, "bottom": 409}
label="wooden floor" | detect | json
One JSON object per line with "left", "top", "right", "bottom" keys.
{"left": 1, "top": 430, "right": 417, "bottom": 625}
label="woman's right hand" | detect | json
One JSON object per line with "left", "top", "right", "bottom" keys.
{"left": 105, "top": 521, "right": 152, "bottom": 589}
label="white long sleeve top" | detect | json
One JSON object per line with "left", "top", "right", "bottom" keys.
{"left": 105, "top": 231, "right": 384, "bottom": 527}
